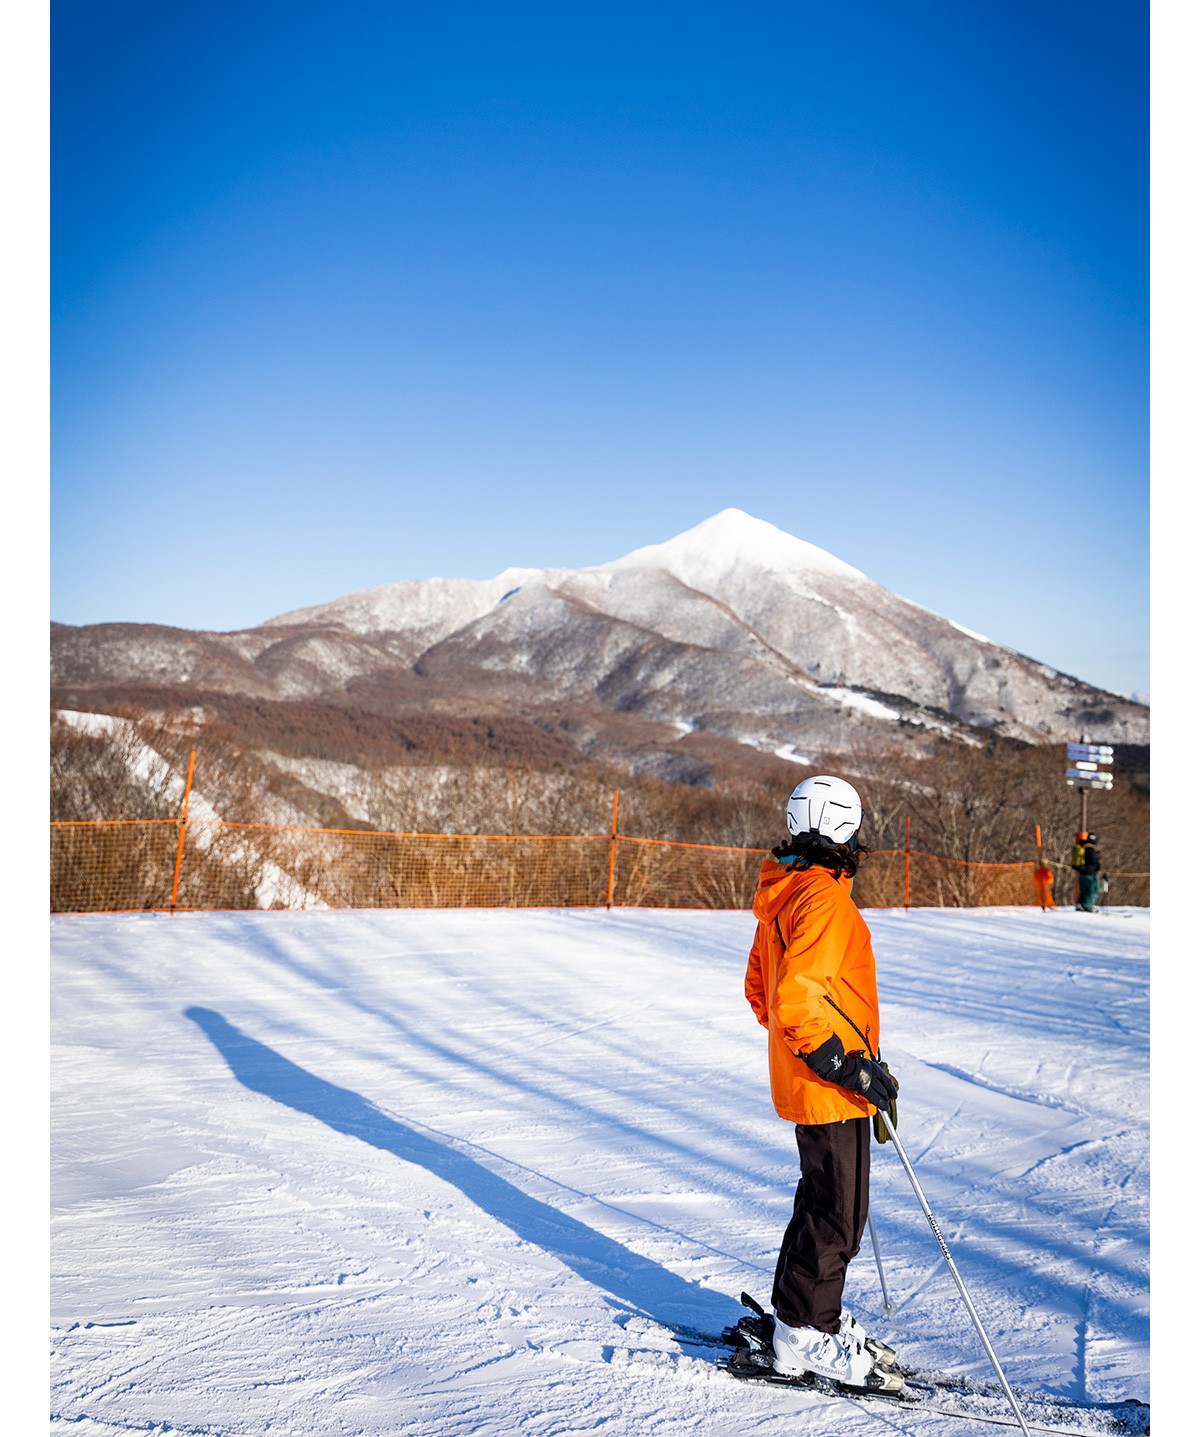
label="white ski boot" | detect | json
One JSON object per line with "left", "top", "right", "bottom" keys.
{"left": 772, "top": 1316, "right": 906, "bottom": 1392}
{"left": 839, "top": 1310, "right": 898, "bottom": 1370}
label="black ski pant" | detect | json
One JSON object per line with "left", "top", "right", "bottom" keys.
{"left": 771, "top": 1116, "right": 871, "bottom": 1334}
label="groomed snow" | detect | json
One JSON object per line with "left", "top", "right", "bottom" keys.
{"left": 51, "top": 906, "right": 1148, "bottom": 1435}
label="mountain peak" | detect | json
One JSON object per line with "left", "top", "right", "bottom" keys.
{"left": 609, "top": 508, "right": 867, "bottom": 583}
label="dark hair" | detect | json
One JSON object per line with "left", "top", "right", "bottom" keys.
{"left": 771, "top": 831, "right": 869, "bottom": 879}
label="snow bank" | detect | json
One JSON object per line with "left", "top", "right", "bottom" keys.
{"left": 51, "top": 906, "right": 1149, "bottom": 1435}
{"left": 55, "top": 711, "right": 323, "bottom": 910}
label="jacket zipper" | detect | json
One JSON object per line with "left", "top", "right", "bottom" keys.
{"left": 823, "top": 994, "right": 876, "bottom": 1059}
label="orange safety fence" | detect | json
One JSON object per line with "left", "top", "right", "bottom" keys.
{"left": 862, "top": 849, "right": 1039, "bottom": 909}
{"left": 49, "top": 818, "right": 1148, "bottom": 915}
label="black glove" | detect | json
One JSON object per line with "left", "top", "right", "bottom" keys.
{"left": 843, "top": 1053, "right": 900, "bottom": 1110}
{"left": 801, "top": 1034, "right": 899, "bottom": 1110}
{"left": 799, "top": 1032, "right": 851, "bottom": 1082}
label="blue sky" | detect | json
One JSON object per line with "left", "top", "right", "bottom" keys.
{"left": 51, "top": 0, "right": 1149, "bottom": 698}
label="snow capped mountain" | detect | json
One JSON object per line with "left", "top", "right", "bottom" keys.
{"left": 610, "top": 508, "right": 869, "bottom": 586}
{"left": 51, "top": 509, "right": 1149, "bottom": 762}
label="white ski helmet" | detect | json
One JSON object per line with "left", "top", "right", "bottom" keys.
{"left": 786, "top": 775, "right": 863, "bottom": 844}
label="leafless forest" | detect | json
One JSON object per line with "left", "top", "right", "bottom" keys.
{"left": 51, "top": 703, "right": 1149, "bottom": 911}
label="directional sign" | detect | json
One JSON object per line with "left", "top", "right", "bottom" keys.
{"left": 1066, "top": 773, "right": 1113, "bottom": 789}
{"left": 1067, "top": 743, "right": 1114, "bottom": 763}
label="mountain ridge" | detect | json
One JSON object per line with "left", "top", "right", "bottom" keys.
{"left": 52, "top": 510, "right": 1148, "bottom": 778}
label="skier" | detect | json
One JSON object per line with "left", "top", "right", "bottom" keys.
{"left": 1071, "top": 831, "right": 1102, "bottom": 912}
{"left": 744, "top": 775, "right": 903, "bottom": 1393}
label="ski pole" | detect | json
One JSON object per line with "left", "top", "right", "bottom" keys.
{"left": 865, "top": 1212, "right": 893, "bottom": 1315}
{"left": 879, "top": 1110, "right": 1031, "bottom": 1437}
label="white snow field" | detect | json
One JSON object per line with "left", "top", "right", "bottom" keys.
{"left": 51, "top": 905, "right": 1149, "bottom": 1436}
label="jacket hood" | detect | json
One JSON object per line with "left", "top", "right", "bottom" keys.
{"left": 752, "top": 857, "right": 844, "bottom": 923}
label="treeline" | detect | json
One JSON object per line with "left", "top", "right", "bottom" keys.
{"left": 846, "top": 737, "right": 1148, "bottom": 906}
{"left": 50, "top": 687, "right": 591, "bottom": 771}
{"left": 50, "top": 704, "right": 1149, "bottom": 907}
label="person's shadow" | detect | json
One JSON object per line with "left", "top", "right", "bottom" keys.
{"left": 185, "top": 1007, "right": 741, "bottom": 1345}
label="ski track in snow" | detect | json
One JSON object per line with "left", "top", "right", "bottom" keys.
{"left": 51, "top": 906, "right": 1149, "bottom": 1435}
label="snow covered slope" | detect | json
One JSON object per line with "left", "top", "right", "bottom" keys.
{"left": 52, "top": 905, "right": 1149, "bottom": 1435}
{"left": 265, "top": 567, "right": 542, "bottom": 656}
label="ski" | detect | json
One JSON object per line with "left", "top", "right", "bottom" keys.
{"left": 899, "top": 1361, "right": 1150, "bottom": 1423}
{"left": 722, "top": 1346, "right": 1148, "bottom": 1436}
{"left": 721, "top": 1295, "right": 1149, "bottom": 1436}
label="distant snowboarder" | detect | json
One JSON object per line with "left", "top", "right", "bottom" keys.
{"left": 1071, "top": 832, "right": 1102, "bottom": 912}
{"left": 743, "top": 775, "right": 902, "bottom": 1393}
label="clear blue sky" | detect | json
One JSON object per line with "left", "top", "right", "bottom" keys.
{"left": 51, "top": 0, "right": 1149, "bottom": 698}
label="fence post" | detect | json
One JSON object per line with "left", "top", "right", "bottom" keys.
{"left": 170, "top": 749, "right": 197, "bottom": 917}
{"left": 1034, "top": 822, "right": 1048, "bottom": 911}
{"left": 606, "top": 789, "right": 620, "bottom": 909}
{"left": 904, "top": 816, "right": 911, "bottom": 911}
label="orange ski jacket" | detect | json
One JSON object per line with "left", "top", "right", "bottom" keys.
{"left": 744, "top": 857, "right": 882, "bottom": 1126}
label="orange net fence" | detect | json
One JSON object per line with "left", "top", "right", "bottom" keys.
{"left": 858, "top": 849, "right": 1041, "bottom": 908}
{"left": 48, "top": 818, "right": 1143, "bottom": 914}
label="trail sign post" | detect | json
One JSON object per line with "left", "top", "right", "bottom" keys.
{"left": 1065, "top": 742, "right": 1114, "bottom": 832}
